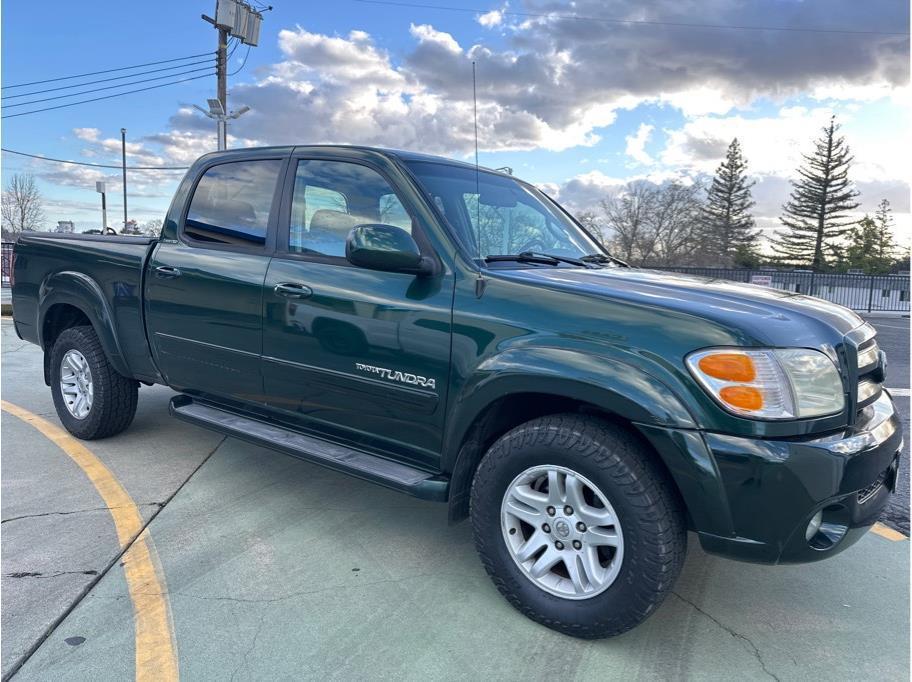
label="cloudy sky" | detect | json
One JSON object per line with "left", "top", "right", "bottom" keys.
{"left": 2, "top": 0, "right": 909, "bottom": 246}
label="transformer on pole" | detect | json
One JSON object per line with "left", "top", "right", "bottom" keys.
{"left": 200, "top": 0, "right": 263, "bottom": 149}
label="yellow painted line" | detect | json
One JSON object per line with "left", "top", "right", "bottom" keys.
{"left": 1, "top": 400, "right": 178, "bottom": 681}
{"left": 871, "top": 522, "right": 907, "bottom": 542}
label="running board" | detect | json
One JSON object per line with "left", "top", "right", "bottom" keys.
{"left": 169, "top": 395, "right": 448, "bottom": 501}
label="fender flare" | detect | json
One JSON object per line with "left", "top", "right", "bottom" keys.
{"left": 444, "top": 345, "right": 697, "bottom": 470}
{"left": 442, "top": 346, "right": 732, "bottom": 530}
{"left": 38, "top": 271, "right": 132, "bottom": 380}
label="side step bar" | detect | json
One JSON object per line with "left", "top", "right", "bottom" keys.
{"left": 169, "top": 395, "right": 448, "bottom": 501}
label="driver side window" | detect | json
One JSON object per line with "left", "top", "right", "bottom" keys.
{"left": 289, "top": 160, "right": 411, "bottom": 257}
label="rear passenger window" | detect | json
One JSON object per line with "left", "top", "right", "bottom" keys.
{"left": 289, "top": 160, "right": 412, "bottom": 257}
{"left": 184, "top": 160, "right": 282, "bottom": 246}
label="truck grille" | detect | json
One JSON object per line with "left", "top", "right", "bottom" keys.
{"left": 855, "top": 337, "right": 883, "bottom": 409}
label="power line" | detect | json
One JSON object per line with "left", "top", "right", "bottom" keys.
{"left": 228, "top": 45, "right": 252, "bottom": 76}
{"left": 4, "top": 66, "right": 217, "bottom": 109}
{"left": 2, "top": 73, "right": 214, "bottom": 119}
{"left": 2, "top": 58, "right": 216, "bottom": 100}
{"left": 351, "top": 0, "right": 911, "bottom": 36}
{"left": 2, "top": 51, "right": 215, "bottom": 90}
{"left": 1, "top": 148, "right": 189, "bottom": 171}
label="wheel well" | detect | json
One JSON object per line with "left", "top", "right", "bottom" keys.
{"left": 41, "top": 304, "right": 91, "bottom": 384}
{"left": 447, "top": 392, "right": 688, "bottom": 526}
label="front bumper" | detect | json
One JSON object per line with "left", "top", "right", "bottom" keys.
{"left": 646, "top": 391, "right": 903, "bottom": 564}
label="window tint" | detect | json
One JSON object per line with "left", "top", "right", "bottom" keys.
{"left": 185, "top": 160, "right": 282, "bottom": 245}
{"left": 289, "top": 160, "right": 412, "bottom": 257}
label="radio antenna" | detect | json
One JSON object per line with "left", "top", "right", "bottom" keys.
{"left": 472, "top": 61, "right": 480, "bottom": 236}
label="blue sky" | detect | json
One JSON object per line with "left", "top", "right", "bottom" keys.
{"left": 2, "top": 0, "right": 909, "bottom": 244}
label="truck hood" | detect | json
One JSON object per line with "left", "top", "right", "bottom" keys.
{"left": 492, "top": 266, "right": 864, "bottom": 346}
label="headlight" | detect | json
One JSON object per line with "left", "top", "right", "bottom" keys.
{"left": 686, "top": 348, "right": 845, "bottom": 420}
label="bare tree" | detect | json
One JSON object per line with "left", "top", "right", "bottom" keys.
{"left": 599, "top": 181, "right": 658, "bottom": 263}
{"left": 596, "top": 180, "right": 705, "bottom": 266}
{"left": 2, "top": 173, "right": 46, "bottom": 238}
{"left": 648, "top": 181, "right": 704, "bottom": 266}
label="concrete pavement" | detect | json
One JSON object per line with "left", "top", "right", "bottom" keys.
{"left": 2, "top": 317, "right": 909, "bottom": 680}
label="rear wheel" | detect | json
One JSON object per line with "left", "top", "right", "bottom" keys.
{"left": 50, "top": 325, "right": 138, "bottom": 439}
{"left": 470, "top": 414, "right": 686, "bottom": 638}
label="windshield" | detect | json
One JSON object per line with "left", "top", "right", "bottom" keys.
{"left": 404, "top": 161, "right": 604, "bottom": 263}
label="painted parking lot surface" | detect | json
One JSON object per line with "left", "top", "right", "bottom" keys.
{"left": 1, "top": 316, "right": 908, "bottom": 680}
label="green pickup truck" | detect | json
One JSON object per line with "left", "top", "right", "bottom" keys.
{"left": 11, "top": 146, "right": 902, "bottom": 638}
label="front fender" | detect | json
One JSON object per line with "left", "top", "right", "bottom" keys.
{"left": 444, "top": 345, "right": 697, "bottom": 471}
{"left": 39, "top": 271, "right": 132, "bottom": 379}
{"left": 442, "top": 346, "right": 737, "bottom": 533}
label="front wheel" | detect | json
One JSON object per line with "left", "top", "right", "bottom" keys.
{"left": 50, "top": 325, "right": 138, "bottom": 440}
{"left": 470, "top": 414, "right": 686, "bottom": 638}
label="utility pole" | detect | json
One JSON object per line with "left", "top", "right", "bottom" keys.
{"left": 201, "top": 1, "right": 263, "bottom": 150}
{"left": 211, "top": 26, "right": 229, "bottom": 149}
{"left": 121, "top": 128, "right": 127, "bottom": 230}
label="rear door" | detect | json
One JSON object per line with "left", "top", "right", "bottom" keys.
{"left": 145, "top": 152, "right": 287, "bottom": 403}
{"left": 261, "top": 152, "right": 454, "bottom": 467}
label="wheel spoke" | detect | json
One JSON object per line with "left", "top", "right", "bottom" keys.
{"left": 547, "top": 469, "right": 564, "bottom": 505}
{"left": 565, "top": 475, "right": 587, "bottom": 511}
{"left": 528, "top": 546, "right": 561, "bottom": 578}
{"left": 577, "top": 505, "right": 614, "bottom": 527}
{"left": 61, "top": 386, "right": 79, "bottom": 396}
{"left": 510, "top": 484, "right": 548, "bottom": 511}
{"left": 515, "top": 532, "right": 548, "bottom": 562}
{"left": 564, "top": 555, "right": 589, "bottom": 594}
{"left": 504, "top": 498, "right": 542, "bottom": 526}
{"left": 579, "top": 547, "right": 604, "bottom": 587}
{"left": 584, "top": 527, "right": 619, "bottom": 547}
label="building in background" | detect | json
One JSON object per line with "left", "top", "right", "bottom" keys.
{"left": 55, "top": 220, "right": 75, "bottom": 233}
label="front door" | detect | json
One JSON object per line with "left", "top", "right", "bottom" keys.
{"left": 145, "top": 153, "right": 286, "bottom": 403}
{"left": 261, "top": 155, "right": 454, "bottom": 467}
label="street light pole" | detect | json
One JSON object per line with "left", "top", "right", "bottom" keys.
{"left": 121, "top": 128, "right": 128, "bottom": 230}
{"left": 96, "top": 181, "right": 107, "bottom": 232}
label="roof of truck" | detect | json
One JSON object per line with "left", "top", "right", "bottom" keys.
{"left": 197, "top": 144, "right": 499, "bottom": 174}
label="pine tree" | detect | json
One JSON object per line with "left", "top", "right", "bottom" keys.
{"left": 700, "top": 138, "right": 758, "bottom": 266}
{"left": 845, "top": 199, "right": 900, "bottom": 273}
{"left": 774, "top": 116, "right": 860, "bottom": 270}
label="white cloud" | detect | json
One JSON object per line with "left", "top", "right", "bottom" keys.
{"left": 624, "top": 123, "right": 654, "bottom": 165}
{"left": 478, "top": 10, "right": 504, "bottom": 28}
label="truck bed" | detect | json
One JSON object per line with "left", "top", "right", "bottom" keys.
{"left": 12, "top": 232, "right": 160, "bottom": 382}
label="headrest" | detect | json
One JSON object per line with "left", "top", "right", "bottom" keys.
{"left": 309, "top": 209, "right": 361, "bottom": 236}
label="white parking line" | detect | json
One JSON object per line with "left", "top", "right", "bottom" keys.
{"left": 887, "top": 388, "right": 911, "bottom": 397}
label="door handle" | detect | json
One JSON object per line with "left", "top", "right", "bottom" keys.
{"left": 155, "top": 266, "right": 182, "bottom": 279}
{"left": 274, "top": 282, "right": 312, "bottom": 299}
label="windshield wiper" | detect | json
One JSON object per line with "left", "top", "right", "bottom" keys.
{"left": 581, "top": 253, "right": 629, "bottom": 267}
{"left": 485, "top": 251, "right": 592, "bottom": 267}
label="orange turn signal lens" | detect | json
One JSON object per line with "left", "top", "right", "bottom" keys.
{"left": 698, "top": 353, "right": 756, "bottom": 382}
{"left": 719, "top": 385, "right": 764, "bottom": 411}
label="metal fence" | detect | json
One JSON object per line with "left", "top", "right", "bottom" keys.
{"left": 659, "top": 267, "right": 910, "bottom": 313}
{"left": 1, "top": 242, "right": 12, "bottom": 287}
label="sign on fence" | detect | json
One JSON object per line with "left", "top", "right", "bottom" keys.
{"left": 750, "top": 275, "right": 773, "bottom": 287}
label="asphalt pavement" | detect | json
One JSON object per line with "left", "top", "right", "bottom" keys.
{"left": 2, "top": 315, "right": 909, "bottom": 680}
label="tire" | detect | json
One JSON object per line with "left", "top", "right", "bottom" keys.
{"left": 50, "top": 325, "right": 138, "bottom": 440}
{"left": 470, "top": 414, "right": 686, "bottom": 639}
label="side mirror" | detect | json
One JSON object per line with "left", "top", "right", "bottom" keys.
{"left": 346, "top": 224, "right": 434, "bottom": 276}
